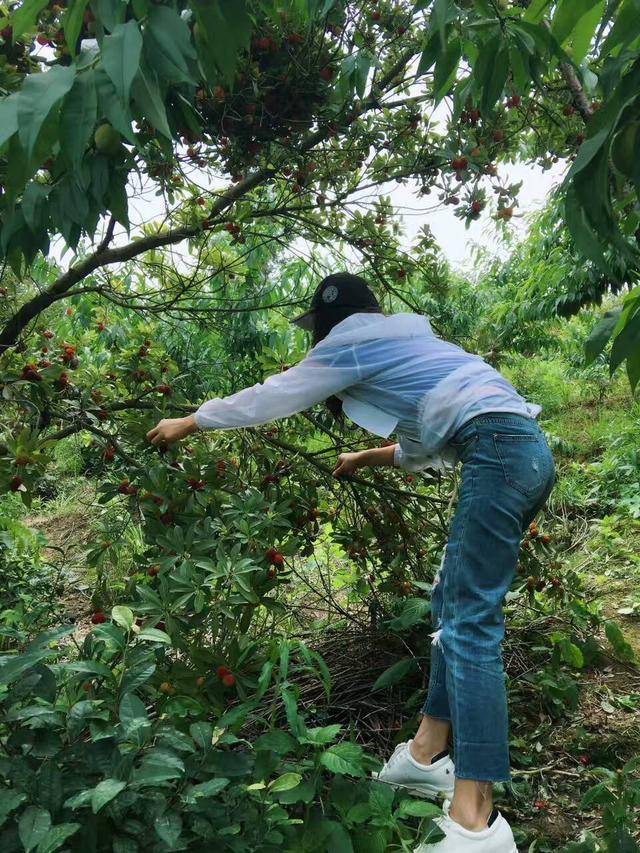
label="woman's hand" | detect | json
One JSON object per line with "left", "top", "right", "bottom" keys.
{"left": 146, "top": 414, "right": 199, "bottom": 447}
{"left": 333, "top": 452, "right": 362, "bottom": 478}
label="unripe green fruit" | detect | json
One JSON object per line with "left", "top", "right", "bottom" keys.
{"left": 94, "top": 123, "right": 123, "bottom": 158}
{"left": 611, "top": 122, "right": 639, "bottom": 178}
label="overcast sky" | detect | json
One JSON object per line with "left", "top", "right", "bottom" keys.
{"left": 383, "top": 159, "right": 567, "bottom": 270}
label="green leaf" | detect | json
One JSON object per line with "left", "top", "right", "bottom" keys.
{"left": 433, "top": 37, "right": 461, "bottom": 105}
{"left": 320, "top": 743, "right": 365, "bottom": 777}
{"left": 600, "top": 0, "right": 640, "bottom": 57}
{"left": 564, "top": 184, "right": 609, "bottom": 273}
{"left": 559, "top": 639, "right": 585, "bottom": 668}
{"left": 131, "top": 65, "right": 171, "bottom": 139}
{"left": 0, "top": 94, "right": 19, "bottom": 150}
{"left": 101, "top": 21, "right": 143, "bottom": 105}
{"left": 397, "top": 799, "right": 442, "bottom": 818}
{"left": 300, "top": 724, "right": 342, "bottom": 746}
{"left": 10, "top": 0, "right": 49, "bottom": 41}
{"left": 36, "top": 824, "right": 81, "bottom": 853}
{"left": 255, "top": 729, "right": 298, "bottom": 754}
{"left": 431, "top": 0, "right": 452, "bottom": 50}
{"left": 481, "top": 42, "right": 509, "bottom": 114}
{"left": 585, "top": 308, "right": 622, "bottom": 363}
{"left": 610, "top": 311, "right": 640, "bottom": 375}
{"left": 324, "top": 820, "right": 354, "bottom": 853}
{"left": 625, "top": 341, "right": 640, "bottom": 393}
{"left": 64, "top": 0, "right": 90, "bottom": 55}
{"left": 580, "top": 781, "right": 615, "bottom": 809}
{"left": 569, "top": 1, "right": 604, "bottom": 64}
{"left": 269, "top": 772, "right": 302, "bottom": 792}
{"left": 523, "top": 0, "right": 552, "bottom": 21}
{"left": 389, "top": 598, "right": 431, "bottom": 631}
{"left": 18, "top": 65, "right": 76, "bottom": 160}
{"left": 18, "top": 806, "right": 51, "bottom": 853}
{"left": 155, "top": 812, "right": 182, "bottom": 847}
{"left": 131, "top": 750, "right": 185, "bottom": 787}
{"left": 59, "top": 71, "right": 97, "bottom": 168}
{"left": 145, "top": 5, "right": 197, "bottom": 86}
{"left": 119, "top": 693, "right": 148, "bottom": 726}
{"left": 22, "top": 181, "right": 50, "bottom": 232}
{"left": 91, "top": 779, "right": 126, "bottom": 813}
{"left": 605, "top": 621, "right": 636, "bottom": 663}
{"left": 94, "top": 68, "right": 135, "bottom": 142}
{"left": 0, "top": 648, "right": 53, "bottom": 685}
{"left": 183, "top": 777, "right": 230, "bottom": 802}
{"left": 136, "top": 627, "right": 172, "bottom": 644}
{"left": 111, "top": 604, "right": 135, "bottom": 631}
{"left": 552, "top": 0, "right": 602, "bottom": 45}
{"left": 191, "top": 0, "right": 251, "bottom": 84}
{"left": 0, "top": 791, "right": 26, "bottom": 828}
{"left": 372, "top": 657, "right": 418, "bottom": 691}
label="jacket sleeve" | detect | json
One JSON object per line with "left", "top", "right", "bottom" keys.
{"left": 194, "top": 345, "right": 363, "bottom": 430}
{"left": 393, "top": 435, "right": 457, "bottom": 473}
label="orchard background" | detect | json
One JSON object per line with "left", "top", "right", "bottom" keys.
{"left": 1, "top": 0, "right": 640, "bottom": 850}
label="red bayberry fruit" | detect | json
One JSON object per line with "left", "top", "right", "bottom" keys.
{"left": 319, "top": 67, "right": 333, "bottom": 82}
{"left": 103, "top": 445, "right": 116, "bottom": 462}
{"left": 216, "top": 665, "right": 230, "bottom": 679}
{"left": 148, "top": 565, "right": 160, "bottom": 577}
{"left": 493, "top": 129, "right": 504, "bottom": 142}
{"left": 222, "top": 673, "right": 236, "bottom": 687}
{"left": 118, "top": 480, "right": 130, "bottom": 495}
{"left": 451, "top": 156, "right": 468, "bottom": 171}
{"left": 579, "top": 754, "right": 590, "bottom": 766}
{"left": 563, "top": 104, "right": 575, "bottom": 116}
{"left": 10, "top": 476, "right": 24, "bottom": 492}
{"left": 497, "top": 206, "right": 514, "bottom": 220}
{"left": 21, "top": 364, "right": 42, "bottom": 382}
{"left": 371, "top": 10, "right": 381, "bottom": 20}
{"left": 97, "top": 322, "right": 106, "bottom": 332}
{"left": 36, "top": 33, "right": 50, "bottom": 46}
{"left": 91, "top": 611, "right": 106, "bottom": 624}
{"left": 471, "top": 200, "right": 483, "bottom": 215}
{"left": 196, "top": 197, "right": 205, "bottom": 206}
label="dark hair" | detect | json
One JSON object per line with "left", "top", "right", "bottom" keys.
{"left": 311, "top": 305, "right": 383, "bottom": 421}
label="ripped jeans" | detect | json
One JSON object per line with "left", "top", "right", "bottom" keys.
{"left": 423, "top": 413, "right": 555, "bottom": 782}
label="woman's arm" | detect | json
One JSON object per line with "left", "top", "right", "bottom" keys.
{"left": 146, "top": 345, "right": 363, "bottom": 446}
{"left": 332, "top": 444, "right": 397, "bottom": 477}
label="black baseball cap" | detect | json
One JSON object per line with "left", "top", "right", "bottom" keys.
{"left": 291, "top": 273, "right": 380, "bottom": 331}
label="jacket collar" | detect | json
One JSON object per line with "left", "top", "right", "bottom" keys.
{"left": 312, "top": 312, "right": 434, "bottom": 350}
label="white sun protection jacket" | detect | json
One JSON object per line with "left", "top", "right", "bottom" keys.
{"left": 194, "top": 313, "right": 541, "bottom": 472}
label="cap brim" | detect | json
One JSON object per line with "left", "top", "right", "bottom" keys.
{"left": 291, "top": 310, "right": 316, "bottom": 331}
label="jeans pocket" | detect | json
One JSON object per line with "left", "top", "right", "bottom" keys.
{"left": 493, "top": 434, "right": 546, "bottom": 498}
{"left": 450, "top": 423, "right": 478, "bottom": 461}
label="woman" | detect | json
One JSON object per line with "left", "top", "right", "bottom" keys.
{"left": 147, "top": 273, "right": 555, "bottom": 853}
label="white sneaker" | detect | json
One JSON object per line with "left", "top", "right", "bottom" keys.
{"left": 414, "top": 801, "right": 518, "bottom": 852}
{"left": 372, "top": 741, "right": 455, "bottom": 799}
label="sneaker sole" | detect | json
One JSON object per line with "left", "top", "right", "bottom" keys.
{"left": 371, "top": 772, "right": 455, "bottom": 800}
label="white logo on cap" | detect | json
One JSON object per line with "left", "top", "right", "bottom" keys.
{"left": 322, "top": 284, "right": 339, "bottom": 303}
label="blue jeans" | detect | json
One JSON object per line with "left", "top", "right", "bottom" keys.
{"left": 423, "top": 413, "right": 555, "bottom": 782}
